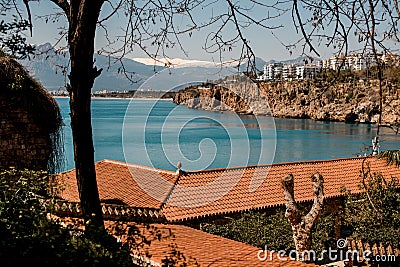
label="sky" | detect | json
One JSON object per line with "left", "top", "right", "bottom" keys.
{"left": 13, "top": 1, "right": 399, "bottom": 63}
{"left": 17, "top": 1, "right": 331, "bottom": 62}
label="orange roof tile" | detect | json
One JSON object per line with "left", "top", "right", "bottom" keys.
{"left": 57, "top": 157, "right": 400, "bottom": 222}
{"left": 106, "top": 222, "right": 318, "bottom": 267}
{"left": 57, "top": 159, "right": 178, "bottom": 209}
{"left": 163, "top": 157, "right": 400, "bottom": 221}
{"left": 55, "top": 216, "right": 317, "bottom": 266}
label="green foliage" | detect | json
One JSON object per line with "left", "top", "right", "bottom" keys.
{"left": 201, "top": 210, "right": 294, "bottom": 251}
{"left": 0, "top": 168, "right": 52, "bottom": 239}
{"left": 343, "top": 169, "right": 400, "bottom": 247}
{"left": 377, "top": 150, "right": 400, "bottom": 167}
{"left": 201, "top": 207, "right": 341, "bottom": 256}
{"left": 346, "top": 88, "right": 354, "bottom": 103}
{"left": 0, "top": 16, "right": 35, "bottom": 59}
{"left": 384, "top": 66, "right": 400, "bottom": 83}
{"left": 316, "top": 69, "right": 355, "bottom": 84}
{"left": 0, "top": 168, "right": 136, "bottom": 267}
{"left": 311, "top": 209, "right": 342, "bottom": 253}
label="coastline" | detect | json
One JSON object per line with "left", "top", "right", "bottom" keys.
{"left": 53, "top": 96, "right": 173, "bottom": 101}
{"left": 172, "top": 81, "right": 400, "bottom": 125}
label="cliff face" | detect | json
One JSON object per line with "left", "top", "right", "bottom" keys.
{"left": 173, "top": 77, "right": 271, "bottom": 115}
{"left": 260, "top": 80, "right": 399, "bottom": 124}
{"left": 173, "top": 80, "right": 400, "bottom": 125}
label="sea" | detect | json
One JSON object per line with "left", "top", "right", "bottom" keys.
{"left": 56, "top": 97, "right": 400, "bottom": 172}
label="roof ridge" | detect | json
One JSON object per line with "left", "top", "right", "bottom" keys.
{"left": 62, "top": 157, "right": 373, "bottom": 175}
{"left": 160, "top": 172, "right": 182, "bottom": 208}
{"left": 102, "top": 159, "right": 177, "bottom": 175}
{"left": 185, "top": 156, "right": 371, "bottom": 174}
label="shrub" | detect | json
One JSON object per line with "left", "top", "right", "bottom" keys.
{"left": 343, "top": 168, "right": 400, "bottom": 247}
{"left": 0, "top": 168, "right": 135, "bottom": 267}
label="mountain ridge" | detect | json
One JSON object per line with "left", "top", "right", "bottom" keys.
{"left": 20, "top": 43, "right": 312, "bottom": 91}
{"left": 20, "top": 43, "right": 164, "bottom": 91}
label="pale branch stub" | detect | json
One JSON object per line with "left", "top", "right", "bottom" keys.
{"left": 281, "top": 173, "right": 325, "bottom": 262}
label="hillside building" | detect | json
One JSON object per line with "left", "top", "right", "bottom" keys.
{"left": 295, "top": 64, "right": 321, "bottom": 80}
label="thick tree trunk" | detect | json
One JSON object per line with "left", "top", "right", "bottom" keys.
{"left": 67, "top": 1, "right": 105, "bottom": 236}
{"left": 281, "top": 173, "right": 324, "bottom": 262}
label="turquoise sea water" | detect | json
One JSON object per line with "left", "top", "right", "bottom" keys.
{"left": 56, "top": 98, "right": 400, "bottom": 172}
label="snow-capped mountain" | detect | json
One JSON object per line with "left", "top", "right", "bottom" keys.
{"left": 20, "top": 43, "right": 311, "bottom": 92}
{"left": 20, "top": 43, "right": 164, "bottom": 91}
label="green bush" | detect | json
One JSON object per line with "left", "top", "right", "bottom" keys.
{"left": 0, "top": 168, "right": 135, "bottom": 267}
{"left": 343, "top": 170, "right": 400, "bottom": 247}
{"left": 201, "top": 209, "right": 294, "bottom": 251}
{"left": 201, "top": 206, "right": 340, "bottom": 256}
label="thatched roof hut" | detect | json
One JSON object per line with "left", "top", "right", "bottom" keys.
{"left": 0, "top": 53, "right": 63, "bottom": 173}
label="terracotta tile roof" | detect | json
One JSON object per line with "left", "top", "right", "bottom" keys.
{"left": 162, "top": 157, "right": 400, "bottom": 221}
{"left": 54, "top": 216, "right": 317, "bottom": 266}
{"left": 57, "top": 159, "right": 178, "bottom": 209}
{"left": 57, "top": 157, "right": 400, "bottom": 222}
{"left": 107, "top": 222, "right": 318, "bottom": 267}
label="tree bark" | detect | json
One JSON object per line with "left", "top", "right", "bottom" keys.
{"left": 66, "top": 0, "right": 105, "bottom": 236}
{"left": 281, "top": 173, "right": 324, "bottom": 262}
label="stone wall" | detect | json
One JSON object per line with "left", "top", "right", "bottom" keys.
{"left": 0, "top": 95, "right": 51, "bottom": 171}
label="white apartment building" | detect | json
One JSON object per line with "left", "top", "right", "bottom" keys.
{"left": 258, "top": 61, "right": 322, "bottom": 81}
{"left": 322, "top": 53, "right": 391, "bottom": 71}
{"left": 257, "top": 52, "right": 399, "bottom": 82}
{"left": 282, "top": 64, "right": 297, "bottom": 80}
{"left": 323, "top": 55, "right": 347, "bottom": 70}
{"left": 258, "top": 63, "right": 284, "bottom": 81}
{"left": 295, "top": 64, "right": 321, "bottom": 80}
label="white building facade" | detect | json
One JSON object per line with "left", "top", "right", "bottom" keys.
{"left": 257, "top": 52, "right": 399, "bottom": 81}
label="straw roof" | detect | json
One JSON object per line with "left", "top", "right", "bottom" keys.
{"left": 0, "top": 53, "right": 63, "bottom": 172}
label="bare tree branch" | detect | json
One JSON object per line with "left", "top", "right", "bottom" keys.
{"left": 50, "top": 0, "right": 70, "bottom": 22}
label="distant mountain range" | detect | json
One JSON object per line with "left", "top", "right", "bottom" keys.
{"left": 20, "top": 43, "right": 164, "bottom": 91}
{"left": 265, "top": 55, "right": 320, "bottom": 66}
{"left": 19, "top": 43, "right": 313, "bottom": 92}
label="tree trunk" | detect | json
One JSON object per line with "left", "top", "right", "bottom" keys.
{"left": 67, "top": 0, "right": 105, "bottom": 236}
{"left": 281, "top": 173, "right": 324, "bottom": 262}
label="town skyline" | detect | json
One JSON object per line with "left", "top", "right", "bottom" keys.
{"left": 258, "top": 52, "right": 400, "bottom": 81}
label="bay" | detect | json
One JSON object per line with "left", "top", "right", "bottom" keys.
{"left": 56, "top": 97, "right": 400, "bottom": 172}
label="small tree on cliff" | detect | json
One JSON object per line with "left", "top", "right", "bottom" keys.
{"left": 281, "top": 173, "right": 325, "bottom": 262}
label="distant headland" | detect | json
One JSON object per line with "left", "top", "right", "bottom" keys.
{"left": 51, "top": 89, "right": 176, "bottom": 100}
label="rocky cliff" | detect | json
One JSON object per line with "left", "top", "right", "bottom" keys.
{"left": 173, "top": 79, "right": 400, "bottom": 125}
{"left": 173, "top": 76, "right": 271, "bottom": 115}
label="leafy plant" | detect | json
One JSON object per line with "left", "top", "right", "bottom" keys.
{"left": 0, "top": 168, "right": 135, "bottom": 267}
{"left": 377, "top": 150, "right": 400, "bottom": 167}
{"left": 343, "top": 165, "right": 400, "bottom": 247}
{"left": 201, "top": 206, "right": 341, "bottom": 256}
{"left": 0, "top": 16, "right": 35, "bottom": 59}
{"left": 201, "top": 209, "right": 294, "bottom": 251}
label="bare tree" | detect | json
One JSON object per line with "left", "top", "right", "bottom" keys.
{"left": 3, "top": 0, "right": 399, "bottom": 238}
{"left": 3, "top": 0, "right": 284, "bottom": 237}
{"left": 281, "top": 173, "right": 324, "bottom": 262}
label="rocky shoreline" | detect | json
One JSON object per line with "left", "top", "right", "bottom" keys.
{"left": 172, "top": 80, "right": 400, "bottom": 125}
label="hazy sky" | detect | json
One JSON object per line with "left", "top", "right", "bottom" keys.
{"left": 21, "top": 1, "right": 390, "bottom": 62}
